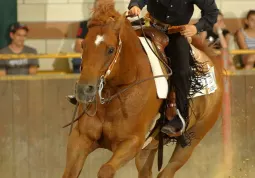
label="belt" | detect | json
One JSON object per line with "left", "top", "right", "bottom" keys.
{"left": 148, "top": 15, "right": 171, "bottom": 32}
{"left": 145, "top": 13, "right": 186, "bottom": 34}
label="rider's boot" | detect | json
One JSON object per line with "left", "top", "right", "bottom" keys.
{"left": 161, "top": 91, "right": 185, "bottom": 137}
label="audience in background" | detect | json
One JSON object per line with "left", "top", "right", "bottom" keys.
{"left": 201, "top": 11, "right": 231, "bottom": 49}
{"left": 236, "top": 10, "right": 255, "bottom": 69}
{"left": 72, "top": 19, "right": 89, "bottom": 73}
{"left": 0, "top": 22, "right": 39, "bottom": 76}
{"left": 0, "top": 11, "right": 254, "bottom": 74}
{"left": 200, "top": 11, "right": 236, "bottom": 70}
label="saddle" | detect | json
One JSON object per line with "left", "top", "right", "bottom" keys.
{"left": 134, "top": 26, "right": 169, "bottom": 63}
{"left": 131, "top": 13, "right": 190, "bottom": 59}
{"left": 132, "top": 21, "right": 187, "bottom": 63}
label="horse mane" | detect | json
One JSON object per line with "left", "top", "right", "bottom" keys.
{"left": 88, "top": 0, "right": 121, "bottom": 28}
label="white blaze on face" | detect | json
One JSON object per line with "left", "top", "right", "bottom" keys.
{"left": 95, "top": 35, "right": 104, "bottom": 46}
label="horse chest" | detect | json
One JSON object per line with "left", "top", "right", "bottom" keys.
{"left": 97, "top": 84, "right": 158, "bottom": 148}
{"left": 99, "top": 119, "right": 138, "bottom": 149}
{"left": 101, "top": 87, "right": 149, "bottom": 118}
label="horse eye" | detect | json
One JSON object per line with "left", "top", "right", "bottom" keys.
{"left": 107, "top": 47, "right": 115, "bottom": 55}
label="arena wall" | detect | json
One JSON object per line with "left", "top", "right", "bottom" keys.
{"left": 0, "top": 72, "right": 255, "bottom": 178}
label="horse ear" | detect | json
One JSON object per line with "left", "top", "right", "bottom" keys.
{"left": 113, "top": 12, "right": 126, "bottom": 33}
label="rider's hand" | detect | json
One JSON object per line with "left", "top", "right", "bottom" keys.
{"left": 128, "top": 6, "right": 141, "bottom": 17}
{"left": 180, "top": 25, "right": 198, "bottom": 38}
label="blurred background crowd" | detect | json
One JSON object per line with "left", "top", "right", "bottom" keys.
{"left": 0, "top": 0, "right": 254, "bottom": 76}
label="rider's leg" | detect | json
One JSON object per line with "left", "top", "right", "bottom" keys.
{"left": 161, "top": 33, "right": 191, "bottom": 135}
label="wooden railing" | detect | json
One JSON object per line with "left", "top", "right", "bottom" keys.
{"left": 0, "top": 49, "right": 254, "bottom": 60}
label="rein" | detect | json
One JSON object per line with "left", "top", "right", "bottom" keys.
{"left": 98, "top": 15, "right": 172, "bottom": 104}
{"left": 63, "top": 15, "right": 173, "bottom": 130}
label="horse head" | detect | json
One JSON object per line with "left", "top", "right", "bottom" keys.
{"left": 75, "top": 0, "right": 130, "bottom": 104}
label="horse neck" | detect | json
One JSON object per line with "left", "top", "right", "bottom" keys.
{"left": 109, "top": 23, "right": 151, "bottom": 86}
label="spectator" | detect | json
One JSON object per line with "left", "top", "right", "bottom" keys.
{"left": 200, "top": 11, "right": 236, "bottom": 70}
{"left": 0, "top": 22, "right": 39, "bottom": 76}
{"left": 236, "top": 10, "right": 255, "bottom": 69}
{"left": 201, "top": 11, "right": 231, "bottom": 49}
{"left": 72, "top": 20, "right": 89, "bottom": 73}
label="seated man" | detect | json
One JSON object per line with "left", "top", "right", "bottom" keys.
{"left": 0, "top": 22, "right": 39, "bottom": 76}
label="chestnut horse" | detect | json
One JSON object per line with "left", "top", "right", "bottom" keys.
{"left": 62, "top": 1, "right": 223, "bottom": 178}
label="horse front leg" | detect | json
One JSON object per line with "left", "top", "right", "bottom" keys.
{"left": 62, "top": 126, "right": 97, "bottom": 178}
{"left": 62, "top": 115, "right": 102, "bottom": 178}
{"left": 97, "top": 136, "right": 143, "bottom": 178}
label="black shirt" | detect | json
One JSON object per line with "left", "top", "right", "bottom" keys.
{"left": 128, "top": 0, "right": 219, "bottom": 33}
{"left": 76, "top": 21, "right": 89, "bottom": 39}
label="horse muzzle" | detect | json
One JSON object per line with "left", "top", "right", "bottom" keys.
{"left": 75, "top": 83, "right": 97, "bottom": 103}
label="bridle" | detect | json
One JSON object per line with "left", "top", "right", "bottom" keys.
{"left": 98, "top": 34, "right": 122, "bottom": 104}
{"left": 98, "top": 15, "right": 173, "bottom": 104}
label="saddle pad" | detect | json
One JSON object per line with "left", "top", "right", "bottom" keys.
{"left": 138, "top": 37, "right": 169, "bottom": 99}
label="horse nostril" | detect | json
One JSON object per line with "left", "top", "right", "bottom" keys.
{"left": 86, "top": 85, "right": 95, "bottom": 93}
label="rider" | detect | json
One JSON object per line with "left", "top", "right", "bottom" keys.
{"left": 128, "top": 0, "right": 219, "bottom": 135}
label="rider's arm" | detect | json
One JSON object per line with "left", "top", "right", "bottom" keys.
{"left": 194, "top": 0, "right": 219, "bottom": 33}
{"left": 128, "top": 0, "right": 147, "bottom": 10}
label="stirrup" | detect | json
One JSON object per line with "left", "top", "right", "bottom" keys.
{"left": 66, "top": 95, "right": 77, "bottom": 105}
{"left": 176, "top": 109, "right": 186, "bottom": 134}
{"left": 161, "top": 124, "right": 182, "bottom": 137}
{"left": 161, "top": 109, "right": 186, "bottom": 137}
